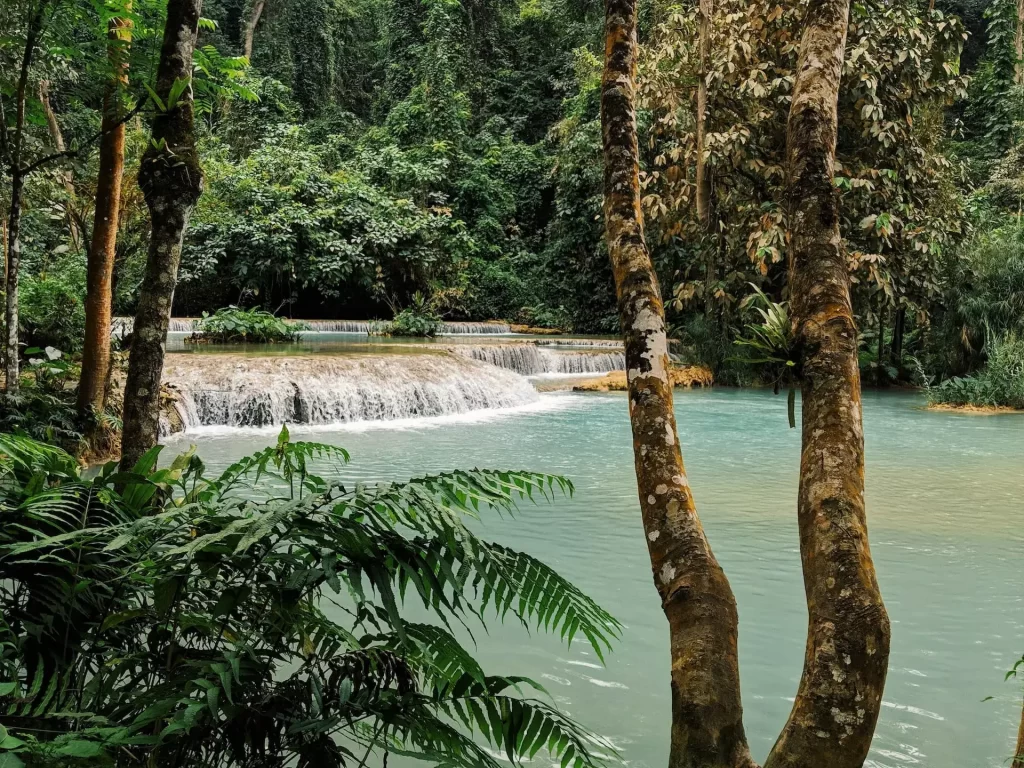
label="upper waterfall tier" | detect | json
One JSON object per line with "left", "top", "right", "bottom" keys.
{"left": 113, "top": 318, "right": 514, "bottom": 335}
{"left": 454, "top": 345, "right": 625, "bottom": 376}
{"left": 163, "top": 353, "right": 539, "bottom": 430}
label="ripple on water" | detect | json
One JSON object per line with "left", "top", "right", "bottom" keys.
{"left": 176, "top": 388, "right": 1024, "bottom": 768}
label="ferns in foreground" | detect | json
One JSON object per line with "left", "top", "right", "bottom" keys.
{"left": 0, "top": 428, "right": 619, "bottom": 767}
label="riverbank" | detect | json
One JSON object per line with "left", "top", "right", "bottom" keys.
{"left": 925, "top": 402, "right": 1024, "bottom": 415}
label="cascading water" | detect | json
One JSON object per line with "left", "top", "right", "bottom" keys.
{"left": 438, "top": 321, "right": 512, "bottom": 335}
{"left": 455, "top": 345, "right": 625, "bottom": 375}
{"left": 162, "top": 353, "right": 539, "bottom": 430}
{"left": 112, "top": 317, "right": 196, "bottom": 333}
{"left": 114, "top": 318, "right": 514, "bottom": 335}
{"left": 301, "top": 320, "right": 374, "bottom": 333}
{"left": 535, "top": 339, "right": 624, "bottom": 348}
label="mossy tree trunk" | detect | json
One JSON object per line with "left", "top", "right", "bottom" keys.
{"left": 78, "top": 10, "right": 132, "bottom": 419}
{"left": 764, "top": 0, "right": 891, "bottom": 764}
{"left": 696, "top": 0, "right": 716, "bottom": 317}
{"left": 601, "top": 0, "right": 891, "bottom": 764}
{"left": 600, "top": 1, "right": 755, "bottom": 766}
{"left": 120, "top": 0, "right": 204, "bottom": 469}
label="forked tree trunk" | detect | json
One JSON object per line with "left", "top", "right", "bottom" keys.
{"left": 78, "top": 10, "right": 132, "bottom": 418}
{"left": 764, "top": 0, "right": 891, "bottom": 765}
{"left": 3, "top": 2, "right": 46, "bottom": 395}
{"left": 120, "top": 0, "right": 204, "bottom": 469}
{"left": 600, "top": 2, "right": 755, "bottom": 766}
{"left": 243, "top": 0, "right": 266, "bottom": 60}
{"left": 603, "top": 0, "right": 890, "bottom": 765}
{"left": 38, "top": 80, "right": 82, "bottom": 251}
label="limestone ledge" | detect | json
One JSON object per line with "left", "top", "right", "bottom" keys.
{"left": 571, "top": 365, "right": 714, "bottom": 392}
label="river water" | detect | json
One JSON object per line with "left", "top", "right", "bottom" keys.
{"left": 164, "top": 381, "right": 1024, "bottom": 768}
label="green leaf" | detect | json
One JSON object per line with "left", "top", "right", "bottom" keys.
{"left": 144, "top": 83, "right": 166, "bottom": 112}
{"left": 54, "top": 740, "right": 105, "bottom": 758}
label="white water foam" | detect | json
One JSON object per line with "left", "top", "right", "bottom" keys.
{"left": 162, "top": 353, "right": 542, "bottom": 431}
{"left": 114, "top": 317, "right": 514, "bottom": 335}
{"left": 455, "top": 345, "right": 625, "bottom": 376}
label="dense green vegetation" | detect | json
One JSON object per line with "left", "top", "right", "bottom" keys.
{"left": 5, "top": 0, "right": 1024, "bottom": 406}
{"left": 0, "top": 428, "right": 618, "bottom": 766}
{"left": 193, "top": 306, "right": 306, "bottom": 343}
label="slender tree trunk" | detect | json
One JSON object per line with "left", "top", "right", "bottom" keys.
{"left": 696, "top": 0, "right": 715, "bottom": 316}
{"left": 243, "top": 0, "right": 266, "bottom": 60}
{"left": 3, "top": 2, "right": 46, "bottom": 395}
{"left": 4, "top": 173, "right": 26, "bottom": 394}
{"left": 601, "top": 2, "right": 755, "bottom": 766}
{"left": 38, "top": 80, "right": 82, "bottom": 251}
{"left": 120, "top": 0, "right": 204, "bottom": 469}
{"left": 78, "top": 11, "right": 132, "bottom": 419}
{"left": 764, "top": 0, "right": 891, "bottom": 765}
{"left": 891, "top": 305, "right": 905, "bottom": 370}
{"left": 1016, "top": 0, "right": 1024, "bottom": 84}
{"left": 876, "top": 303, "right": 886, "bottom": 382}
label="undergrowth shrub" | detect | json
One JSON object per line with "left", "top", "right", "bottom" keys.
{"left": 929, "top": 334, "right": 1024, "bottom": 408}
{"left": 0, "top": 429, "right": 618, "bottom": 768}
{"left": 193, "top": 306, "right": 306, "bottom": 343}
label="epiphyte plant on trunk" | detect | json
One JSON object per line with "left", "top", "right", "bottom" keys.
{"left": 600, "top": 0, "right": 891, "bottom": 766}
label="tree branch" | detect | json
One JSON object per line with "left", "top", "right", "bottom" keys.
{"left": 20, "top": 101, "right": 145, "bottom": 176}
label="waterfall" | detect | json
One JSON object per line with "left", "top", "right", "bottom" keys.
{"left": 543, "top": 350, "right": 626, "bottom": 374}
{"left": 454, "top": 345, "right": 625, "bottom": 375}
{"left": 301, "top": 320, "right": 374, "bottom": 333}
{"left": 439, "top": 322, "right": 512, "bottom": 335}
{"left": 536, "top": 339, "right": 623, "bottom": 348}
{"left": 112, "top": 317, "right": 196, "bottom": 333}
{"left": 162, "top": 353, "right": 539, "bottom": 430}
{"left": 115, "top": 318, "right": 515, "bottom": 336}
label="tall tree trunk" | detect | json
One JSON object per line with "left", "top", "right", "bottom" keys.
{"left": 243, "top": 0, "right": 266, "bottom": 60}
{"left": 891, "top": 305, "right": 905, "bottom": 370}
{"left": 38, "top": 80, "right": 82, "bottom": 251}
{"left": 764, "top": 0, "right": 891, "bottom": 765}
{"left": 78, "top": 10, "right": 132, "bottom": 419}
{"left": 120, "top": 0, "right": 204, "bottom": 469}
{"left": 4, "top": 173, "right": 26, "bottom": 394}
{"left": 3, "top": 1, "right": 46, "bottom": 395}
{"left": 696, "top": 0, "right": 715, "bottom": 316}
{"left": 600, "top": 2, "right": 755, "bottom": 766}
{"left": 1016, "top": 0, "right": 1024, "bottom": 84}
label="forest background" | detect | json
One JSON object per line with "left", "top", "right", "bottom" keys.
{"left": 3, "top": 0, "right": 1024, "bottom": 394}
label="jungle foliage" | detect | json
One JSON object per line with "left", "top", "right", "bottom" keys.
{"left": 0, "top": 428, "right": 619, "bottom": 767}
{"left": 5, "top": 0, "right": 1024, "bottom": 394}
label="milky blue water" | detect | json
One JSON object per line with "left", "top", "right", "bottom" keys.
{"left": 167, "top": 388, "right": 1024, "bottom": 768}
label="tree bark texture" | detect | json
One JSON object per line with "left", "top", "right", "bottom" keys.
{"left": 3, "top": 1, "right": 46, "bottom": 395}
{"left": 120, "top": 0, "right": 204, "bottom": 469}
{"left": 78, "top": 11, "right": 132, "bottom": 418}
{"left": 38, "top": 80, "right": 82, "bottom": 251}
{"left": 697, "top": 0, "right": 715, "bottom": 315}
{"left": 243, "top": 0, "right": 266, "bottom": 60}
{"left": 600, "top": 2, "right": 755, "bottom": 766}
{"left": 764, "top": 0, "right": 891, "bottom": 765}
{"left": 1014, "top": 696, "right": 1024, "bottom": 766}
{"left": 1016, "top": 0, "right": 1024, "bottom": 84}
